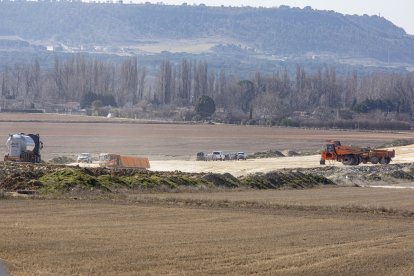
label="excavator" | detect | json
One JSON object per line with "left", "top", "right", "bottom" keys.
{"left": 320, "top": 140, "right": 395, "bottom": 166}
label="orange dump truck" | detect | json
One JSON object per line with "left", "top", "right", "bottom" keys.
{"left": 320, "top": 141, "right": 395, "bottom": 166}
{"left": 99, "top": 153, "right": 150, "bottom": 169}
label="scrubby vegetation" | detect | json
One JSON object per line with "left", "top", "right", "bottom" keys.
{"left": 240, "top": 172, "right": 333, "bottom": 189}
{"left": 1, "top": 2, "right": 413, "bottom": 63}
{"left": 0, "top": 163, "right": 334, "bottom": 194}
{"left": 3, "top": 156, "right": 414, "bottom": 196}
{"left": 48, "top": 156, "right": 76, "bottom": 165}
{"left": 38, "top": 168, "right": 334, "bottom": 194}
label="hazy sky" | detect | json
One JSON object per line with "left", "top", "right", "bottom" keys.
{"left": 139, "top": 0, "right": 414, "bottom": 35}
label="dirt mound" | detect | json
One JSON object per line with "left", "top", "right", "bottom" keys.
{"left": 48, "top": 156, "right": 76, "bottom": 164}
{"left": 241, "top": 171, "right": 333, "bottom": 189}
{"left": 0, "top": 162, "right": 334, "bottom": 194}
{"left": 377, "top": 139, "right": 414, "bottom": 148}
{"left": 0, "top": 162, "right": 61, "bottom": 191}
{"left": 300, "top": 163, "right": 414, "bottom": 184}
{"left": 283, "top": 150, "right": 300, "bottom": 156}
{"left": 202, "top": 173, "right": 240, "bottom": 188}
{"left": 247, "top": 150, "right": 285, "bottom": 159}
{"left": 5, "top": 160, "right": 414, "bottom": 195}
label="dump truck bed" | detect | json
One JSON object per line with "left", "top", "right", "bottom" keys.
{"left": 119, "top": 156, "right": 150, "bottom": 169}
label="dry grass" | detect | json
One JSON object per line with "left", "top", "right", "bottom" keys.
{"left": 134, "top": 187, "right": 414, "bottom": 212}
{"left": 1, "top": 189, "right": 414, "bottom": 275}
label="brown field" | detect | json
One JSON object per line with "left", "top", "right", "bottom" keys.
{"left": 1, "top": 188, "right": 414, "bottom": 275}
{"left": 0, "top": 113, "right": 413, "bottom": 161}
{"left": 2, "top": 113, "right": 414, "bottom": 275}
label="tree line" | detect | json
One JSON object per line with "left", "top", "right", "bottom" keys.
{"left": 1, "top": 55, "right": 414, "bottom": 121}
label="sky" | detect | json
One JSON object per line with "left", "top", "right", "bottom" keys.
{"left": 137, "top": 0, "right": 414, "bottom": 35}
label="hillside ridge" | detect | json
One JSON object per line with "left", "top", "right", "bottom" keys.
{"left": 0, "top": 2, "right": 413, "bottom": 66}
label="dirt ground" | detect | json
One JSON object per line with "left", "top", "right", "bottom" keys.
{"left": 1, "top": 191, "right": 414, "bottom": 275}
{"left": 2, "top": 112, "right": 414, "bottom": 177}
{"left": 1, "top": 113, "right": 413, "bottom": 161}
{"left": 2, "top": 113, "right": 414, "bottom": 275}
{"left": 150, "top": 144, "right": 414, "bottom": 176}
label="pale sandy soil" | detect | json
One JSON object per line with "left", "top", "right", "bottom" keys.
{"left": 70, "top": 144, "right": 414, "bottom": 177}
{"left": 149, "top": 144, "right": 414, "bottom": 177}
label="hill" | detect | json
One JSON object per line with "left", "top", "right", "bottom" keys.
{"left": 0, "top": 2, "right": 413, "bottom": 73}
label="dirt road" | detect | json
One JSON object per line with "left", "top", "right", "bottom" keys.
{"left": 73, "top": 144, "right": 414, "bottom": 177}
{"left": 149, "top": 144, "right": 414, "bottom": 176}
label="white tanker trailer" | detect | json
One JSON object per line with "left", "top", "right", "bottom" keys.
{"left": 4, "top": 133, "right": 43, "bottom": 163}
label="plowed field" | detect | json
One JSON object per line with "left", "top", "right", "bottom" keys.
{"left": 1, "top": 113, "right": 414, "bottom": 275}
{"left": 0, "top": 113, "right": 413, "bottom": 161}
{"left": 1, "top": 192, "right": 414, "bottom": 275}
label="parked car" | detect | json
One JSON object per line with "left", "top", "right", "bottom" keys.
{"left": 196, "top": 152, "right": 206, "bottom": 161}
{"left": 212, "top": 151, "right": 226, "bottom": 161}
{"left": 237, "top": 152, "right": 246, "bottom": 160}
{"left": 227, "top": 153, "right": 238, "bottom": 160}
{"left": 77, "top": 153, "right": 93, "bottom": 163}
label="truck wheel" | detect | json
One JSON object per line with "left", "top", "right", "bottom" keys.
{"left": 342, "top": 154, "right": 355, "bottom": 166}
{"left": 381, "top": 157, "right": 391, "bottom": 164}
{"left": 351, "top": 155, "right": 361, "bottom": 166}
{"left": 320, "top": 159, "right": 326, "bottom": 165}
{"left": 370, "top": 156, "right": 379, "bottom": 164}
{"left": 342, "top": 155, "right": 356, "bottom": 166}
{"left": 352, "top": 156, "right": 362, "bottom": 165}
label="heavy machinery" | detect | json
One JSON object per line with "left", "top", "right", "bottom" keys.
{"left": 4, "top": 133, "right": 43, "bottom": 163}
{"left": 98, "top": 153, "right": 150, "bottom": 169}
{"left": 320, "top": 140, "right": 395, "bottom": 166}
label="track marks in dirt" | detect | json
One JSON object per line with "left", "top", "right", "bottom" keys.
{"left": 129, "top": 196, "right": 414, "bottom": 219}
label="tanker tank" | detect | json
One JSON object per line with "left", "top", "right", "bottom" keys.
{"left": 4, "top": 133, "right": 42, "bottom": 163}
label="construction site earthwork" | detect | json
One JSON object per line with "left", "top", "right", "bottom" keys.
{"left": 1, "top": 113, "right": 414, "bottom": 275}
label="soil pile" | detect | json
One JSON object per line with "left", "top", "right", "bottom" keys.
{"left": 0, "top": 162, "right": 333, "bottom": 194}
{"left": 4, "top": 161, "right": 413, "bottom": 195}
{"left": 241, "top": 171, "right": 333, "bottom": 189}
{"left": 247, "top": 150, "right": 285, "bottom": 159}
{"left": 299, "top": 163, "right": 414, "bottom": 184}
{"left": 283, "top": 150, "right": 300, "bottom": 157}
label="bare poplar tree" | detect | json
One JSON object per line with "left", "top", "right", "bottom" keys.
{"left": 159, "top": 60, "right": 172, "bottom": 104}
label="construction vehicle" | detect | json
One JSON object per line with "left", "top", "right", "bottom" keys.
{"left": 320, "top": 140, "right": 395, "bottom": 166}
{"left": 4, "top": 133, "right": 43, "bottom": 163}
{"left": 98, "top": 153, "right": 150, "bottom": 169}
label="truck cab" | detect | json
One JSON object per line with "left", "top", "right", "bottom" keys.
{"left": 99, "top": 153, "right": 119, "bottom": 167}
